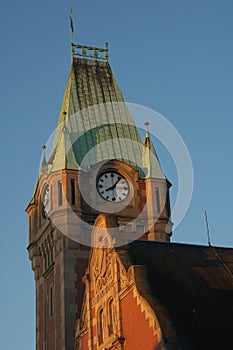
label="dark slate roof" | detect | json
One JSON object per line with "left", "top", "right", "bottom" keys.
{"left": 128, "top": 240, "right": 233, "bottom": 350}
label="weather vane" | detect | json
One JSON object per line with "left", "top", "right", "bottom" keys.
{"left": 69, "top": 8, "right": 108, "bottom": 61}
{"left": 70, "top": 8, "right": 75, "bottom": 56}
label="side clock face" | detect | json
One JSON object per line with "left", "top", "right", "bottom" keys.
{"left": 42, "top": 184, "right": 50, "bottom": 218}
{"left": 97, "top": 171, "right": 130, "bottom": 202}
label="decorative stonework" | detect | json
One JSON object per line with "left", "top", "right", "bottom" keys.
{"left": 76, "top": 215, "right": 126, "bottom": 350}
{"left": 91, "top": 248, "right": 115, "bottom": 308}
{"left": 76, "top": 217, "right": 165, "bottom": 350}
{"left": 117, "top": 260, "right": 129, "bottom": 291}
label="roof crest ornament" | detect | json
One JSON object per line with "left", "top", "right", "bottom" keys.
{"left": 69, "top": 9, "right": 108, "bottom": 61}
{"left": 72, "top": 42, "right": 109, "bottom": 61}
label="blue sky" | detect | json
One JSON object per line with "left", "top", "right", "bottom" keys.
{"left": 0, "top": 0, "right": 233, "bottom": 348}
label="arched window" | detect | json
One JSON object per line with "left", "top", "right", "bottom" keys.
{"left": 108, "top": 299, "right": 115, "bottom": 335}
{"left": 98, "top": 308, "right": 104, "bottom": 344}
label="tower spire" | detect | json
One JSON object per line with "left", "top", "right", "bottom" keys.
{"left": 39, "top": 145, "right": 48, "bottom": 175}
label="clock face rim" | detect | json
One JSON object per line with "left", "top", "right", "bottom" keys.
{"left": 96, "top": 171, "right": 130, "bottom": 203}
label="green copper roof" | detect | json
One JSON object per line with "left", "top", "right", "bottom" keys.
{"left": 47, "top": 56, "right": 165, "bottom": 179}
{"left": 27, "top": 52, "right": 168, "bottom": 207}
{"left": 52, "top": 125, "right": 80, "bottom": 171}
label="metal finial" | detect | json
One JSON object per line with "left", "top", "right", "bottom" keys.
{"left": 70, "top": 8, "right": 74, "bottom": 57}
{"left": 144, "top": 122, "right": 150, "bottom": 137}
{"left": 41, "top": 145, "right": 47, "bottom": 166}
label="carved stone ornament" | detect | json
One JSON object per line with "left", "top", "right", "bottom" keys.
{"left": 119, "top": 262, "right": 129, "bottom": 291}
{"left": 93, "top": 248, "right": 113, "bottom": 293}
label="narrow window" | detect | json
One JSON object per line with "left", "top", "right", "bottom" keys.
{"left": 50, "top": 185, "right": 53, "bottom": 211}
{"left": 155, "top": 187, "right": 161, "bottom": 213}
{"left": 108, "top": 299, "right": 114, "bottom": 335}
{"left": 71, "top": 179, "right": 75, "bottom": 205}
{"left": 166, "top": 189, "right": 170, "bottom": 216}
{"left": 98, "top": 308, "right": 104, "bottom": 344}
{"left": 50, "top": 286, "right": 54, "bottom": 317}
{"left": 58, "top": 181, "right": 62, "bottom": 206}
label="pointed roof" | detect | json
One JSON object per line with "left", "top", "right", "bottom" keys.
{"left": 27, "top": 43, "right": 170, "bottom": 207}
{"left": 39, "top": 145, "right": 48, "bottom": 176}
{"left": 48, "top": 54, "right": 166, "bottom": 179}
{"left": 51, "top": 122, "right": 80, "bottom": 172}
{"left": 142, "top": 122, "right": 166, "bottom": 179}
{"left": 49, "top": 56, "right": 144, "bottom": 174}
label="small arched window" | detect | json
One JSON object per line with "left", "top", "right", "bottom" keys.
{"left": 98, "top": 308, "right": 104, "bottom": 344}
{"left": 108, "top": 299, "right": 115, "bottom": 335}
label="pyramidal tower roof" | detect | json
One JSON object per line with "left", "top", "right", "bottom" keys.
{"left": 45, "top": 42, "right": 165, "bottom": 180}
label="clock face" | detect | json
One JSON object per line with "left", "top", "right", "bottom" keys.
{"left": 97, "top": 171, "right": 130, "bottom": 202}
{"left": 42, "top": 184, "right": 50, "bottom": 218}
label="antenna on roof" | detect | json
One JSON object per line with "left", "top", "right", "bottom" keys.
{"left": 204, "top": 210, "right": 211, "bottom": 246}
{"left": 70, "top": 8, "right": 75, "bottom": 56}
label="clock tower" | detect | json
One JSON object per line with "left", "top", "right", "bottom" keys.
{"left": 26, "top": 41, "right": 172, "bottom": 350}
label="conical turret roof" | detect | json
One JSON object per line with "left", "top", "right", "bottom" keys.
{"left": 142, "top": 122, "right": 166, "bottom": 179}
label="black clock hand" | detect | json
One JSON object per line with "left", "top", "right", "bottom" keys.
{"left": 105, "top": 178, "right": 121, "bottom": 192}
